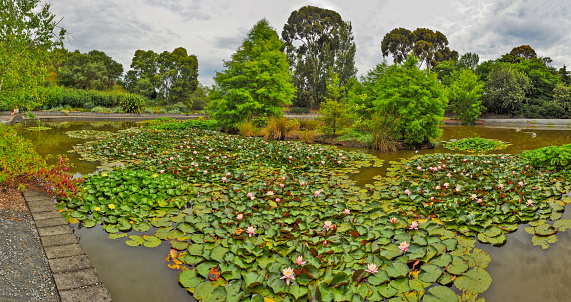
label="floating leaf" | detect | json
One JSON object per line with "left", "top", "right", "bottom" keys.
{"left": 454, "top": 267, "right": 492, "bottom": 294}
{"left": 531, "top": 234, "right": 558, "bottom": 249}
{"left": 423, "top": 285, "right": 460, "bottom": 302}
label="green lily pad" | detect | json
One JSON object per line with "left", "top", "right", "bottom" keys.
{"left": 453, "top": 267, "right": 492, "bottom": 294}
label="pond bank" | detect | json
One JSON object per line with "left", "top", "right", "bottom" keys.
{"left": 0, "top": 187, "right": 112, "bottom": 301}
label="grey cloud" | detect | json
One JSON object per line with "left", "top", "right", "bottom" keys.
{"left": 142, "top": 0, "right": 213, "bottom": 21}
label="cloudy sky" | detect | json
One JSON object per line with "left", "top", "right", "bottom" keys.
{"left": 47, "top": 0, "right": 571, "bottom": 86}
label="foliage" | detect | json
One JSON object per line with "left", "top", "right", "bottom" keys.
{"left": 147, "top": 119, "right": 219, "bottom": 131}
{"left": 520, "top": 144, "right": 571, "bottom": 171}
{"left": 552, "top": 82, "right": 571, "bottom": 112}
{"left": 140, "top": 117, "right": 176, "bottom": 127}
{"left": 236, "top": 120, "right": 258, "bottom": 137}
{"left": 37, "top": 86, "right": 127, "bottom": 109}
{"left": 443, "top": 138, "right": 511, "bottom": 152}
{"left": 0, "top": 125, "right": 79, "bottom": 198}
{"left": 447, "top": 69, "right": 485, "bottom": 125}
{"left": 510, "top": 45, "right": 537, "bottom": 60}
{"left": 189, "top": 83, "right": 209, "bottom": 110}
{"left": 524, "top": 97, "right": 569, "bottom": 119}
{"left": 457, "top": 52, "right": 479, "bottom": 70}
{"left": 58, "top": 49, "right": 123, "bottom": 90}
{"left": 261, "top": 116, "right": 299, "bottom": 140}
{"left": 282, "top": 5, "right": 356, "bottom": 108}
{"left": 59, "top": 125, "right": 571, "bottom": 301}
{"left": 288, "top": 107, "right": 311, "bottom": 114}
{"left": 369, "top": 108, "right": 402, "bottom": 152}
{"left": 318, "top": 100, "right": 352, "bottom": 136}
{"left": 0, "top": 0, "right": 65, "bottom": 110}
{"left": 209, "top": 19, "right": 295, "bottom": 130}
{"left": 484, "top": 63, "right": 531, "bottom": 115}
{"left": 372, "top": 55, "right": 447, "bottom": 145}
{"left": 317, "top": 73, "right": 353, "bottom": 136}
{"left": 125, "top": 47, "right": 198, "bottom": 105}
{"left": 381, "top": 27, "right": 457, "bottom": 70}
{"left": 120, "top": 93, "right": 145, "bottom": 113}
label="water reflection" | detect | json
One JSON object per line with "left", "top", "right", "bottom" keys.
{"left": 18, "top": 123, "right": 571, "bottom": 301}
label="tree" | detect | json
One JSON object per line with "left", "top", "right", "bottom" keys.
{"left": 447, "top": 69, "right": 485, "bottom": 124}
{"left": 381, "top": 27, "right": 456, "bottom": 70}
{"left": 457, "top": 53, "right": 479, "bottom": 70}
{"left": 189, "top": 84, "right": 209, "bottom": 110}
{"left": 209, "top": 19, "right": 295, "bottom": 130}
{"left": 318, "top": 73, "right": 352, "bottom": 136}
{"left": 125, "top": 48, "right": 198, "bottom": 105}
{"left": 0, "top": 0, "right": 65, "bottom": 110}
{"left": 510, "top": 45, "right": 537, "bottom": 60}
{"left": 373, "top": 55, "right": 447, "bottom": 145}
{"left": 553, "top": 82, "right": 571, "bottom": 112}
{"left": 484, "top": 63, "right": 531, "bottom": 115}
{"left": 381, "top": 28, "right": 414, "bottom": 64}
{"left": 157, "top": 47, "right": 198, "bottom": 105}
{"left": 558, "top": 65, "right": 571, "bottom": 85}
{"left": 282, "top": 6, "right": 356, "bottom": 108}
{"left": 58, "top": 50, "right": 123, "bottom": 90}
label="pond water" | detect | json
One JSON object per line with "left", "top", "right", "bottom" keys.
{"left": 20, "top": 122, "right": 571, "bottom": 301}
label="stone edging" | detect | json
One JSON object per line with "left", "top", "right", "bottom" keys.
{"left": 23, "top": 189, "right": 112, "bottom": 302}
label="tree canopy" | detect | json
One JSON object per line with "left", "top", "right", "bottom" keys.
{"left": 373, "top": 55, "right": 447, "bottom": 145}
{"left": 0, "top": 0, "right": 65, "bottom": 110}
{"left": 209, "top": 19, "right": 295, "bottom": 130}
{"left": 58, "top": 50, "right": 123, "bottom": 90}
{"left": 282, "top": 5, "right": 356, "bottom": 108}
{"left": 381, "top": 27, "right": 457, "bottom": 70}
{"left": 125, "top": 47, "right": 198, "bottom": 105}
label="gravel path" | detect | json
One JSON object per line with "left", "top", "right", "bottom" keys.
{"left": 0, "top": 187, "right": 60, "bottom": 302}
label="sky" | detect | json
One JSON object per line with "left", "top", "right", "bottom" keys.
{"left": 47, "top": 0, "right": 571, "bottom": 86}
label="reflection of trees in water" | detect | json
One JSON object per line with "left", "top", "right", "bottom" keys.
{"left": 19, "top": 122, "right": 135, "bottom": 175}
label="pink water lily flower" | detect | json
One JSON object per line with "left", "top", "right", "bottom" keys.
{"left": 280, "top": 267, "right": 295, "bottom": 285}
{"left": 390, "top": 217, "right": 397, "bottom": 224}
{"left": 314, "top": 190, "right": 323, "bottom": 197}
{"left": 323, "top": 221, "right": 333, "bottom": 231}
{"left": 409, "top": 221, "right": 419, "bottom": 229}
{"left": 399, "top": 241, "right": 410, "bottom": 253}
{"left": 519, "top": 181, "right": 524, "bottom": 187}
{"left": 444, "top": 183, "right": 449, "bottom": 188}
{"left": 365, "top": 263, "right": 378, "bottom": 274}
{"left": 247, "top": 192, "right": 254, "bottom": 198}
{"left": 404, "top": 189, "right": 411, "bottom": 195}
{"left": 435, "top": 185, "right": 441, "bottom": 190}
{"left": 247, "top": 226, "right": 256, "bottom": 237}
{"left": 498, "top": 184, "right": 504, "bottom": 190}
{"left": 221, "top": 177, "right": 227, "bottom": 183}
{"left": 417, "top": 166, "right": 422, "bottom": 171}
{"left": 296, "top": 256, "right": 306, "bottom": 266}
{"left": 526, "top": 199, "right": 534, "bottom": 206}
{"left": 267, "top": 191, "right": 275, "bottom": 196}
{"left": 237, "top": 214, "right": 243, "bottom": 220}
{"left": 344, "top": 209, "right": 350, "bottom": 215}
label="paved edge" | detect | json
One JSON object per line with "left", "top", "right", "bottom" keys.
{"left": 23, "top": 189, "right": 113, "bottom": 302}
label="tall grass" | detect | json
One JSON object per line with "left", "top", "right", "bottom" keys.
{"left": 370, "top": 109, "right": 402, "bottom": 152}
{"left": 237, "top": 120, "right": 258, "bottom": 137}
{"left": 262, "top": 116, "right": 299, "bottom": 140}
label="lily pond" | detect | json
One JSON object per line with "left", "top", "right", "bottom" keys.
{"left": 21, "top": 122, "right": 571, "bottom": 302}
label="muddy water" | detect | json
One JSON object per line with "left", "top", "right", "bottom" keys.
{"left": 20, "top": 122, "right": 571, "bottom": 301}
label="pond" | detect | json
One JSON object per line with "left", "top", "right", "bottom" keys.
{"left": 20, "top": 122, "right": 571, "bottom": 301}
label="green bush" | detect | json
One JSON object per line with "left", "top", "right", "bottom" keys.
{"left": 520, "top": 144, "right": 571, "bottom": 171}
{"left": 84, "top": 102, "right": 95, "bottom": 109}
{"left": 120, "top": 94, "right": 145, "bottom": 113}
{"left": 444, "top": 138, "right": 510, "bottom": 152}
{"left": 91, "top": 106, "right": 110, "bottom": 113}
{"left": 288, "top": 107, "right": 311, "bottom": 114}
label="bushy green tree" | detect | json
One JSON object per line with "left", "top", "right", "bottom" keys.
{"left": 484, "top": 63, "right": 531, "bottom": 115}
{"left": 318, "top": 73, "right": 352, "bottom": 136}
{"left": 58, "top": 50, "right": 123, "bottom": 90}
{"left": 373, "top": 55, "right": 447, "bottom": 145}
{"left": 282, "top": 6, "right": 356, "bottom": 108}
{"left": 0, "top": 0, "right": 65, "bottom": 110}
{"left": 209, "top": 19, "right": 295, "bottom": 130}
{"left": 447, "top": 69, "right": 485, "bottom": 124}
{"left": 553, "top": 82, "right": 571, "bottom": 112}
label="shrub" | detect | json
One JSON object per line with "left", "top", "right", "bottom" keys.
{"left": 111, "top": 107, "right": 122, "bottom": 113}
{"left": 141, "top": 117, "right": 176, "bottom": 126}
{"left": 167, "top": 109, "right": 182, "bottom": 114}
{"left": 91, "top": 106, "right": 110, "bottom": 113}
{"left": 299, "top": 120, "right": 320, "bottom": 131}
{"left": 520, "top": 144, "right": 571, "bottom": 171}
{"left": 444, "top": 138, "right": 511, "bottom": 152}
{"left": 262, "top": 116, "right": 299, "bottom": 140}
{"left": 120, "top": 93, "right": 145, "bottom": 113}
{"left": 318, "top": 100, "right": 353, "bottom": 136}
{"left": 0, "top": 125, "right": 80, "bottom": 198}
{"left": 148, "top": 119, "right": 219, "bottom": 131}
{"left": 84, "top": 101, "right": 95, "bottom": 109}
{"left": 370, "top": 109, "right": 402, "bottom": 152}
{"left": 237, "top": 120, "right": 258, "bottom": 137}
{"left": 144, "top": 108, "right": 155, "bottom": 114}
{"left": 300, "top": 130, "right": 317, "bottom": 143}
{"left": 288, "top": 107, "right": 310, "bottom": 114}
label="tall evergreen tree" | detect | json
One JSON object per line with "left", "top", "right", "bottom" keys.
{"left": 282, "top": 6, "right": 356, "bottom": 108}
{"left": 209, "top": 19, "right": 295, "bottom": 130}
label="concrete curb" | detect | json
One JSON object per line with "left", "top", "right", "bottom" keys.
{"left": 23, "top": 189, "right": 112, "bottom": 302}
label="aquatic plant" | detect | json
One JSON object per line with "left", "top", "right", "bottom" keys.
{"left": 443, "top": 137, "right": 510, "bottom": 152}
